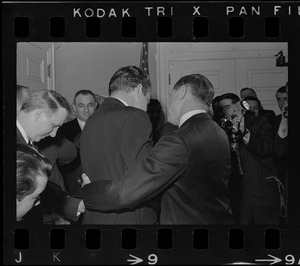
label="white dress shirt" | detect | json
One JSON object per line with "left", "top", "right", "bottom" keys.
{"left": 77, "top": 118, "right": 86, "bottom": 131}
{"left": 112, "top": 96, "right": 129, "bottom": 107}
{"left": 179, "top": 110, "right": 206, "bottom": 128}
{"left": 17, "top": 120, "right": 31, "bottom": 145}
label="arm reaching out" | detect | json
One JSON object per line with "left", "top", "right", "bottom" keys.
{"left": 82, "top": 133, "right": 188, "bottom": 213}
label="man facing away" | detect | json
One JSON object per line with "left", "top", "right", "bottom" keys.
{"left": 80, "top": 65, "right": 158, "bottom": 224}
{"left": 81, "top": 73, "right": 234, "bottom": 225}
{"left": 58, "top": 90, "right": 97, "bottom": 196}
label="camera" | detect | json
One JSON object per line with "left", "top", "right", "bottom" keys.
{"left": 220, "top": 100, "right": 250, "bottom": 142}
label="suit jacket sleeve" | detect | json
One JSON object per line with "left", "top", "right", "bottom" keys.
{"left": 82, "top": 133, "right": 188, "bottom": 212}
{"left": 41, "top": 181, "right": 81, "bottom": 222}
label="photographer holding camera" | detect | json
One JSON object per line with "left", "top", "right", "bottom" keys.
{"left": 218, "top": 93, "right": 281, "bottom": 225}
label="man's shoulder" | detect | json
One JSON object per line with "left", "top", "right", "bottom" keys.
{"left": 58, "top": 118, "right": 80, "bottom": 140}
{"left": 103, "top": 103, "right": 149, "bottom": 121}
{"left": 63, "top": 118, "right": 78, "bottom": 126}
{"left": 60, "top": 118, "right": 78, "bottom": 131}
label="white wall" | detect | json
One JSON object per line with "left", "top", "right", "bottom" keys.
{"left": 54, "top": 42, "right": 157, "bottom": 103}
{"left": 157, "top": 42, "right": 288, "bottom": 116}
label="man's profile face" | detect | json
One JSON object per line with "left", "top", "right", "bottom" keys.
{"left": 16, "top": 174, "right": 47, "bottom": 221}
{"left": 276, "top": 92, "right": 288, "bottom": 111}
{"left": 219, "top": 98, "right": 235, "bottom": 119}
{"left": 30, "top": 107, "right": 68, "bottom": 142}
{"left": 74, "top": 94, "right": 97, "bottom": 122}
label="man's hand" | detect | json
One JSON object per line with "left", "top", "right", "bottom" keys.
{"left": 81, "top": 173, "right": 91, "bottom": 188}
{"left": 231, "top": 113, "right": 245, "bottom": 133}
{"left": 77, "top": 200, "right": 85, "bottom": 213}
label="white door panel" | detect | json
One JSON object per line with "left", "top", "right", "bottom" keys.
{"left": 170, "top": 59, "right": 236, "bottom": 96}
{"left": 17, "top": 43, "right": 54, "bottom": 92}
{"left": 236, "top": 58, "right": 288, "bottom": 115}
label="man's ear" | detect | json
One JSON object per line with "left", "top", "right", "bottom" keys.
{"left": 71, "top": 102, "right": 76, "bottom": 112}
{"left": 34, "top": 109, "right": 43, "bottom": 121}
{"left": 178, "top": 85, "right": 187, "bottom": 101}
{"left": 134, "top": 84, "right": 143, "bottom": 100}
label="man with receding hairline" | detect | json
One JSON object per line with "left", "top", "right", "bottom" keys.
{"left": 16, "top": 89, "right": 78, "bottom": 225}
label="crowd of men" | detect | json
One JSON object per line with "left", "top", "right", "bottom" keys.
{"left": 16, "top": 65, "right": 288, "bottom": 226}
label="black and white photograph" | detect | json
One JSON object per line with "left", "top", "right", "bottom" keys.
{"left": 3, "top": 1, "right": 299, "bottom": 265}
{"left": 15, "top": 42, "right": 289, "bottom": 226}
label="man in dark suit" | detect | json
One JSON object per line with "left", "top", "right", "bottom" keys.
{"left": 58, "top": 89, "right": 98, "bottom": 196}
{"left": 80, "top": 66, "right": 157, "bottom": 224}
{"left": 273, "top": 85, "right": 288, "bottom": 223}
{"left": 16, "top": 89, "right": 81, "bottom": 226}
{"left": 38, "top": 134, "right": 85, "bottom": 224}
{"left": 81, "top": 73, "right": 234, "bottom": 225}
{"left": 240, "top": 87, "right": 276, "bottom": 127}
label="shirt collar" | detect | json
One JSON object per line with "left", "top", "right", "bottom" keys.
{"left": 112, "top": 96, "right": 129, "bottom": 107}
{"left": 77, "top": 118, "right": 85, "bottom": 131}
{"left": 179, "top": 110, "right": 206, "bottom": 128}
{"left": 17, "top": 120, "right": 30, "bottom": 144}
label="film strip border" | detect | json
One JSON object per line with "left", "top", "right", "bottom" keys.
{"left": 3, "top": 2, "right": 300, "bottom": 41}
{"left": 3, "top": 1, "right": 300, "bottom": 265}
{"left": 12, "top": 15, "right": 286, "bottom": 40}
{"left": 4, "top": 227, "right": 300, "bottom": 264}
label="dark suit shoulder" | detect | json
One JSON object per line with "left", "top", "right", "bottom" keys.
{"left": 98, "top": 99, "right": 151, "bottom": 127}
{"left": 58, "top": 118, "right": 81, "bottom": 142}
{"left": 59, "top": 118, "right": 79, "bottom": 132}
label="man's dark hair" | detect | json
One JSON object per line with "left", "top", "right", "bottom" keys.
{"left": 243, "top": 96, "right": 261, "bottom": 109}
{"left": 73, "top": 89, "right": 96, "bottom": 104}
{"left": 240, "top": 87, "right": 257, "bottom": 97}
{"left": 276, "top": 85, "right": 287, "bottom": 95}
{"left": 212, "top": 95, "right": 221, "bottom": 105}
{"left": 109, "top": 65, "right": 151, "bottom": 96}
{"left": 173, "top": 73, "right": 214, "bottom": 106}
{"left": 219, "top": 93, "right": 240, "bottom": 104}
{"left": 17, "top": 144, "right": 52, "bottom": 201}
